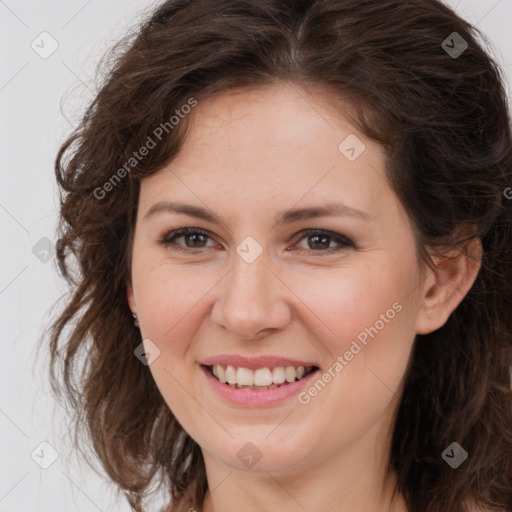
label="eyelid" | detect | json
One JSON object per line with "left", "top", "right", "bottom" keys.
{"left": 159, "top": 226, "right": 355, "bottom": 254}
{"left": 160, "top": 227, "right": 218, "bottom": 249}
{"left": 291, "top": 229, "right": 355, "bottom": 252}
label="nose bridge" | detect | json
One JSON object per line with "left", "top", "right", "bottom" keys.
{"left": 232, "top": 248, "right": 270, "bottom": 299}
{"left": 211, "top": 247, "right": 290, "bottom": 339}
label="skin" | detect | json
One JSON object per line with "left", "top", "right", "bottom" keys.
{"left": 127, "top": 81, "right": 481, "bottom": 512}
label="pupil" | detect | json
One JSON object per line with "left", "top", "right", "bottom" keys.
{"left": 186, "top": 234, "right": 206, "bottom": 247}
{"left": 310, "top": 234, "right": 329, "bottom": 250}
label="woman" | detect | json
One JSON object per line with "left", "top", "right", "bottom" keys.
{"left": 48, "top": 0, "right": 512, "bottom": 511}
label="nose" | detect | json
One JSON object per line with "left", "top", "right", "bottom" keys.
{"left": 211, "top": 250, "right": 292, "bottom": 340}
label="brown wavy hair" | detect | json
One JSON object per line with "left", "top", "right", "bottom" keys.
{"left": 47, "top": 0, "right": 512, "bottom": 511}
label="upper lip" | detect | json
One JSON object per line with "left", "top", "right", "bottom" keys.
{"left": 200, "top": 355, "right": 319, "bottom": 370}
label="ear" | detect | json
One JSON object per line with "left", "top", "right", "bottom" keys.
{"left": 126, "top": 280, "right": 136, "bottom": 315}
{"left": 415, "top": 238, "right": 482, "bottom": 335}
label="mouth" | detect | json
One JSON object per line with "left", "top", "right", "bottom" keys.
{"left": 201, "top": 363, "right": 320, "bottom": 390}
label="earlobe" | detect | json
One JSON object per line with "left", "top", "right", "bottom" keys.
{"left": 415, "top": 238, "right": 482, "bottom": 335}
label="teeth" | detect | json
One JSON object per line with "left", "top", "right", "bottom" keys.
{"left": 217, "top": 365, "right": 227, "bottom": 383}
{"left": 254, "top": 368, "right": 273, "bottom": 386}
{"left": 285, "top": 366, "right": 296, "bottom": 383}
{"left": 225, "top": 365, "right": 237, "bottom": 384}
{"left": 272, "top": 367, "right": 286, "bottom": 384}
{"left": 236, "top": 367, "right": 254, "bottom": 386}
{"left": 209, "top": 364, "right": 314, "bottom": 387}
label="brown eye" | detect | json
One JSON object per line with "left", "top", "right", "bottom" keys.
{"left": 161, "top": 228, "right": 215, "bottom": 251}
{"left": 160, "top": 227, "right": 354, "bottom": 255}
{"left": 182, "top": 232, "right": 208, "bottom": 248}
{"left": 293, "top": 229, "right": 354, "bottom": 254}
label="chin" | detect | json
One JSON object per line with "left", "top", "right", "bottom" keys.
{"left": 203, "top": 429, "right": 315, "bottom": 474}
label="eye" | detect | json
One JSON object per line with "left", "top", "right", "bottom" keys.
{"left": 160, "top": 228, "right": 216, "bottom": 252}
{"left": 291, "top": 229, "right": 355, "bottom": 254}
{"left": 159, "top": 227, "right": 354, "bottom": 255}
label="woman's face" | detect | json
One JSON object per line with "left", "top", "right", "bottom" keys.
{"left": 127, "top": 82, "right": 429, "bottom": 478}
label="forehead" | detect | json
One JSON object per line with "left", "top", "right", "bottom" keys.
{"left": 138, "top": 82, "right": 392, "bottom": 224}
{"left": 181, "top": 82, "right": 363, "bottom": 164}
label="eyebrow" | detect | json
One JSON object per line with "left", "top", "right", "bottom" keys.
{"left": 143, "top": 201, "right": 373, "bottom": 225}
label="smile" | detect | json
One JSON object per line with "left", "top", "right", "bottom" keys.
{"left": 199, "top": 362, "right": 321, "bottom": 407}
{"left": 205, "top": 364, "right": 318, "bottom": 389}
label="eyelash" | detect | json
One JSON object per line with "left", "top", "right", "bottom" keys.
{"left": 158, "top": 227, "right": 355, "bottom": 255}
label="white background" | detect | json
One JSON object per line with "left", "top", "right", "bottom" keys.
{"left": 0, "top": 1, "right": 511, "bottom": 511}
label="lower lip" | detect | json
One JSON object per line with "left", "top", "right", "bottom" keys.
{"left": 199, "top": 364, "right": 320, "bottom": 407}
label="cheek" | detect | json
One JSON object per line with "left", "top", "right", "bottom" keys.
{"left": 133, "top": 245, "right": 419, "bottom": 356}
{"left": 131, "top": 260, "right": 209, "bottom": 421}
{"left": 288, "top": 259, "right": 419, "bottom": 419}
{"left": 286, "top": 261, "right": 415, "bottom": 354}
{"left": 132, "top": 255, "right": 223, "bottom": 364}
{"left": 131, "top": 243, "right": 421, "bottom": 455}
